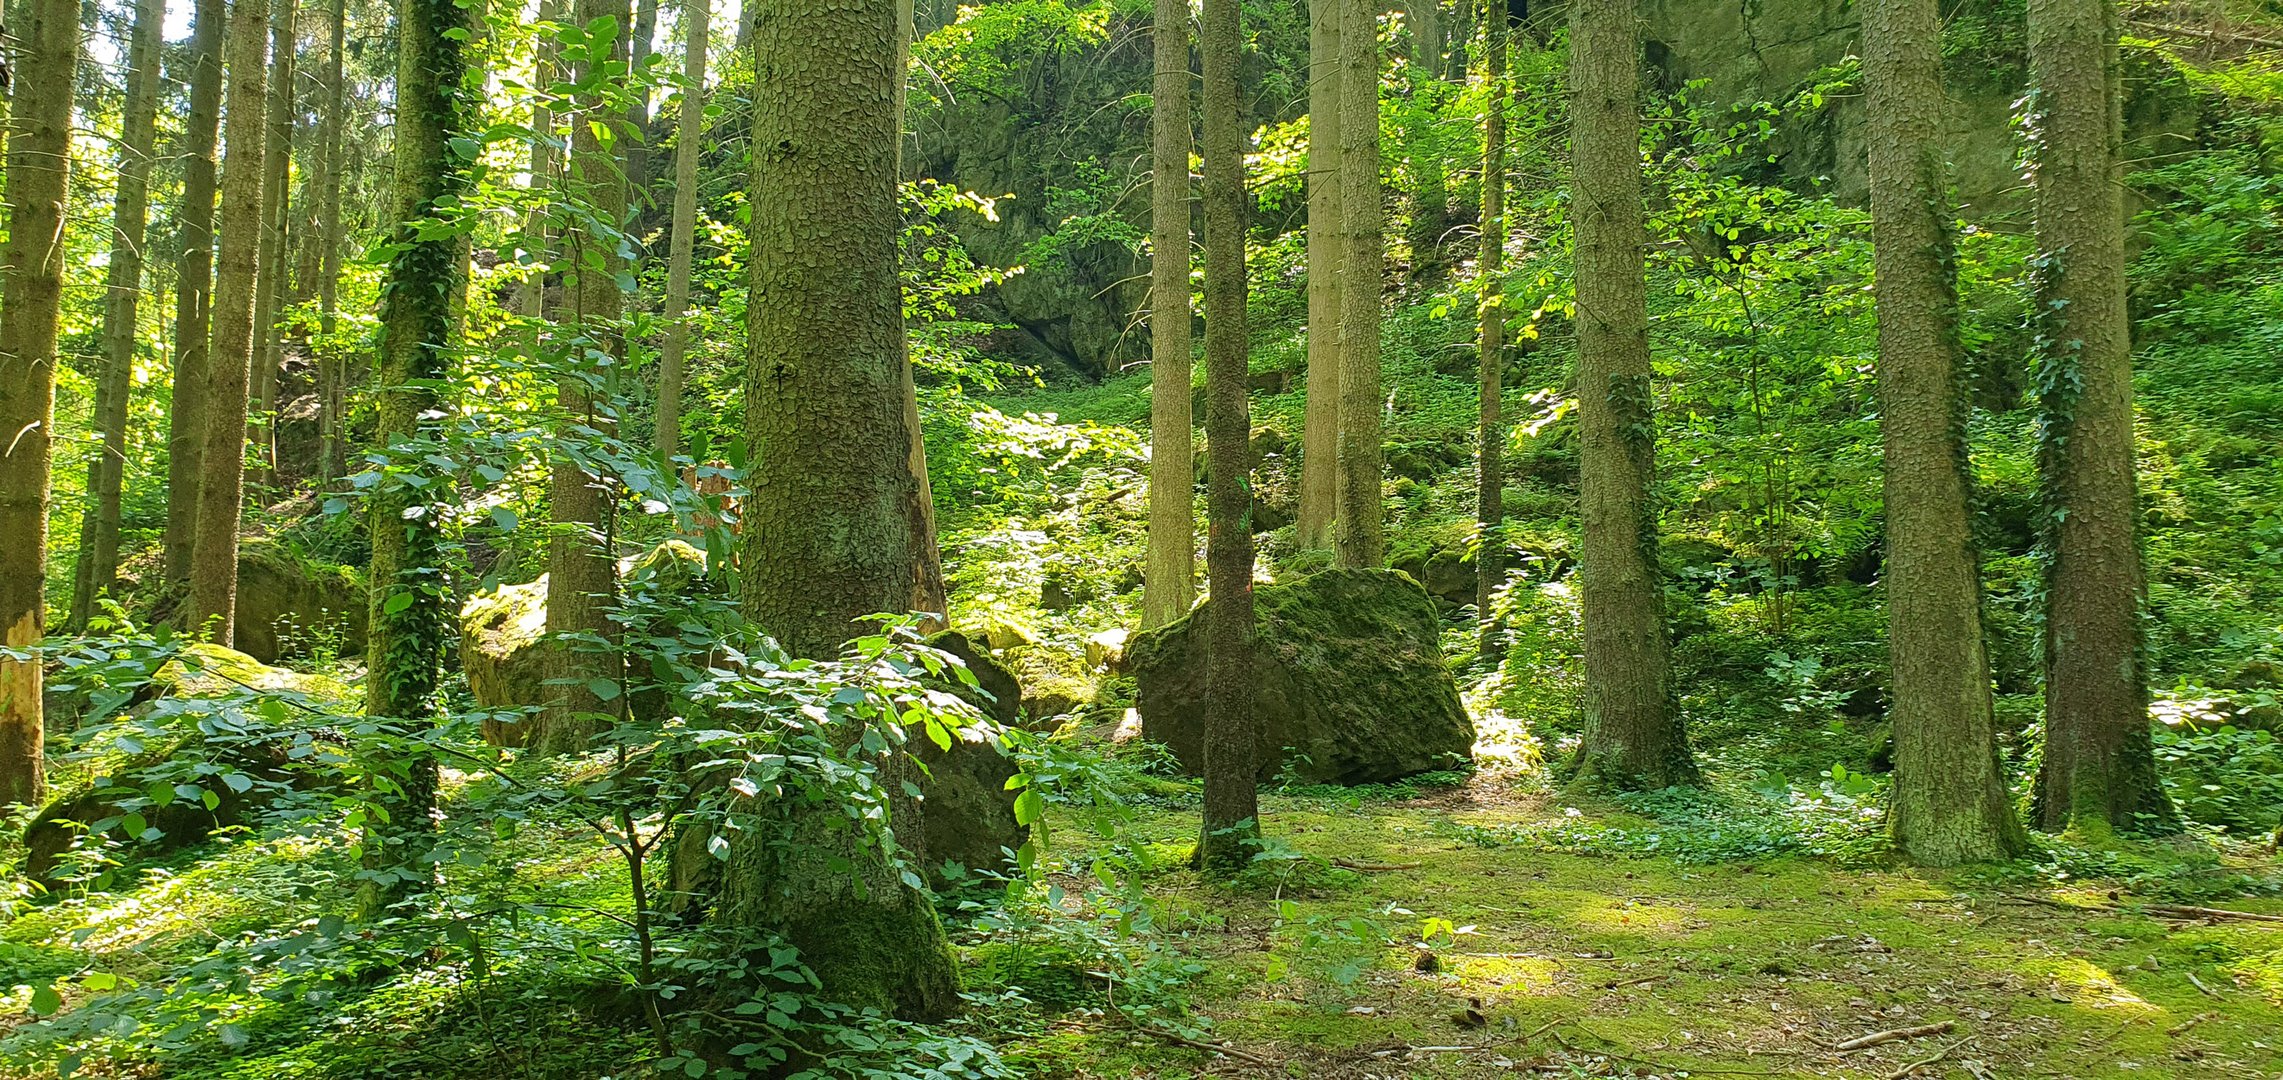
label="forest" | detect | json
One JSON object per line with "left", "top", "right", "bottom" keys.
{"left": 1, "top": 0, "right": 2282, "bottom": 1075}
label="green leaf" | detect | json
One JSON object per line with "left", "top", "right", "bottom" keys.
{"left": 383, "top": 590, "right": 415, "bottom": 615}
{"left": 1013, "top": 789, "right": 1045, "bottom": 827}
{"left": 29, "top": 985, "right": 61, "bottom": 1016}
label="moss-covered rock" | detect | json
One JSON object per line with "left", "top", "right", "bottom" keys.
{"left": 1129, "top": 568, "right": 1475, "bottom": 784}
{"left": 23, "top": 645, "right": 352, "bottom": 886}
{"left": 232, "top": 540, "right": 367, "bottom": 664}
{"left": 917, "top": 632, "right": 1033, "bottom": 880}
{"left": 460, "top": 575, "right": 550, "bottom": 747}
{"left": 1002, "top": 643, "right": 1098, "bottom": 726}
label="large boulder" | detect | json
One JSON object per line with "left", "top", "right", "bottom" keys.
{"left": 1129, "top": 568, "right": 1474, "bottom": 785}
{"left": 461, "top": 575, "right": 550, "bottom": 747}
{"left": 917, "top": 632, "right": 1031, "bottom": 880}
{"left": 232, "top": 541, "right": 367, "bottom": 664}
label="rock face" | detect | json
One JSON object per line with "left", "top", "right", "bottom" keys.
{"left": 1129, "top": 568, "right": 1475, "bottom": 785}
{"left": 461, "top": 575, "right": 550, "bottom": 747}
{"left": 232, "top": 541, "right": 367, "bottom": 664}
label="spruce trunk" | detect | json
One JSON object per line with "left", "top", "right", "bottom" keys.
{"left": 188, "top": 0, "right": 274, "bottom": 646}
{"left": 70, "top": 0, "right": 165, "bottom": 630}
{"left": 1862, "top": 0, "right": 2027, "bottom": 864}
{"left": 1568, "top": 0, "right": 1693, "bottom": 790}
{"left": 313, "top": 0, "right": 348, "bottom": 483}
{"left": 1142, "top": 0, "right": 1195, "bottom": 629}
{"left": 2027, "top": 0, "right": 2176, "bottom": 834}
{"left": 1334, "top": 0, "right": 1383, "bottom": 567}
{"left": 165, "top": 0, "right": 230, "bottom": 583}
{"left": 249, "top": 0, "right": 296, "bottom": 493}
{"left": 1295, "top": 0, "right": 1342, "bottom": 549}
{"left": 538, "top": 0, "right": 633, "bottom": 754}
{"left": 652, "top": 0, "right": 707, "bottom": 463}
{"left": 1196, "top": 0, "right": 1259, "bottom": 870}
{"left": 1474, "top": 7, "right": 1505, "bottom": 662}
{"left": 729, "top": 0, "right": 960, "bottom": 1018}
{"left": 0, "top": 0, "right": 79, "bottom": 806}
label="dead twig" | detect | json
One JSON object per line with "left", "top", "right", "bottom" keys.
{"left": 2186, "top": 972, "right": 2221, "bottom": 997}
{"left": 1830, "top": 1021, "right": 1955, "bottom": 1053}
{"left": 1886, "top": 1037, "right": 1970, "bottom": 1080}
{"left": 1329, "top": 857, "right": 1423, "bottom": 872}
{"left": 1597, "top": 974, "right": 1664, "bottom": 990}
{"left": 2146, "top": 904, "right": 2283, "bottom": 925}
{"left": 2166, "top": 1012, "right": 2214, "bottom": 1037}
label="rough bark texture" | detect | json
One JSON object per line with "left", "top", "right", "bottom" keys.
{"left": 539, "top": 0, "right": 633, "bottom": 754}
{"left": 2027, "top": 0, "right": 2177, "bottom": 835}
{"left": 729, "top": 0, "right": 960, "bottom": 1018}
{"left": 623, "top": 0, "right": 659, "bottom": 200}
{"left": 1403, "top": 0, "right": 1448, "bottom": 279}
{"left": 70, "top": 0, "right": 165, "bottom": 630}
{"left": 1142, "top": 0, "right": 1194, "bottom": 629}
{"left": 165, "top": 0, "right": 230, "bottom": 582}
{"left": 1334, "top": 0, "right": 1383, "bottom": 567}
{"left": 1296, "top": 0, "right": 1341, "bottom": 549}
{"left": 249, "top": 0, "right": 296, "bottom": 491}
{"left": 1862, "top": 0, "right": 2027, "bottom": 864}
{"left": 1474, "top": 7, "right": 1504, "bottom": 662}
{"left": 1568, "top": 0, "right": 1694, "bottom": 791}
{"left": 1196, "top": 0, "right": 1259, "bottom": 871}
{"left": 0, "top": 0, "right": 78, "bottom": 806}
{"left": 189, "top": 0, "right": 274, "bottom": 646}
{"left": 364, "top": 0, "right": 475, "bottom": 896}
{"left": 519, "top": 0, "right": 560, "bottom": 321}
{"left": 894, "top": 0, "right": 949, "bottom": 627}
{"left": 653, "top": 0, "right": 707, "bottom": 463}
{"left": 313, "top": 0, "right": 348, "bottom": 483}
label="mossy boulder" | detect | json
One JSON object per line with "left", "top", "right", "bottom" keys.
{"left": 232, "top": 540, "right": 367, "bottom": 664}
{"left": 23, "top": 645, "right": 352, "bottom": 886}
{"left": 917, "top": 632, "right": 1035, "bottom": 880}
{"left": 1128, "top": 568, "right": 1475, "bottom": 785}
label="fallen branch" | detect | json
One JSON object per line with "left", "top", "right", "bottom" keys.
{"left": 1519, "top": 1015, "right": 1568, "bottom": 1043}
{"left": 2186, "top": 972, "right": 2221, "bottom": 998}
{"left": 1886, "top": 1037, "right": 1969, "bottom": 1080}
{"left": 1330, "top": 857, "right": 1423, "bottom": 872}
{"left": 1830, "top": 1021, "right": 1954, "bottom": 1053}
{"left": 2166, "top": 1012, "right": 2214, "bottom": 1037}
{"left": 2146, "top": 904, "right": 2283, "bottom": 925}
{"left": 1597, "top": 974, "right": 1664, "bottom": 990}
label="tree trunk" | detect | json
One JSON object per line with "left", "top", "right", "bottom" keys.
{"left": 1295, "top": 0, "right": 1341, "bottom": 549}
{"left": 1334, "top": 0, "right": 1383, "bottom": 567}
{"left": 539, "top": 0, "right": 633, "bottom": 754}
{"left": 2027, "top": 0, "right": 2177, "bottom": 835}
{"left": 165, "top": 0, "right": 230, "bottom": 583}
{"left": 0, "top": 0, "right": 79, "bottom": 806}
{"left": 249, "top": 0, "right": 296, "bottom": 493}
{"left": 364, "top": 0, "right": 476, "bottom": 903}
{"left": 313, "top": 0, "right": 348, "bottom": 483}
{"left": 188, "top": 0, "right": 273, "bottom": 646}
{"left": 1142, "top": 0, "right": 1194, "bottom": 629}
{"left": 519, "top": 0, "right": 560, "bottom": 321}
{"left": 623, "top": 0, "right": 659, "bottom": 203}
{"left": 892, "top": 0, "right": 949, "bottom": 628}
{"left": 1863, "top": 0, "right": 2027, "bottom": 864}
{"left": 1195, "top": 0, "right": 1259, "bottom": 871}
{"left": 1568, "top": 0, "right": 1693, "bottom": 790}
{"left": 1474, "top": 5, "right": 1504, "bottom": 662}
{"left": 653, "top": 0, "right": 706, "bottom": 463}
{"left": 69, "top": 0, "right": 164, "bottom": 631}
{"left": 726, "top": 0, "right": 960, "bottom": 1019}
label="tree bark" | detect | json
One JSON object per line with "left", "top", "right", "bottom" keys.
{"left": 1296, "top": 0, "right": 1341, "bottom": 549}
{"left": 1404, "top": 0, "right": 1447, "bottom": 279}
{"left": 1195, "top": 0, "right": 1259, "bottom": 871}
{"left": 1334, "top": 0, "right": 1383, "bottom": 567}
{"left": 313, "top": 0, "right": 348, "bottom": 483}
{"left": 1568, "top": 0, "right": 1693, "bottom": 790}
{"left": 2027, "top": 0, "right": 2177, "bottom": 835}
{"left": 653, "top": 0, "right": 706, "bottom": 463}
{"left": 519, "top": 0, "right": 560, "bottom": 321}
{"left": 1474, "top": 4, "right": 1504, "bottom": 662}
{"left": 69, "top": 0, "right": 165, "bottom": 631}
{"left": 364, "top": 0, "right": 476, "bottom": 902}
{"left": 539, "top": 0, "right": 633, "bottom": 754}
{"left": 165, "top": 0, "right": 230, "bottom": 583}
{"left": 188, "top": 0, "right": 274, "bottom": 646}
{"left": 1142, "top": 0, "right": 1194, "bottom": 629}
{"left": 1863, "top": 0, "right": 2028, "bottom": 864}
{"left": 249, "top": 0, "right": 296, "bottom": 493}
{"left": 623, "top": 0, "right": 659, "bottom": 203}
{"left": 0, "top": 0, "right": 79, "bottom": 806}
{"left": 727, "top": 0, "right": 960, "bottom": 1019}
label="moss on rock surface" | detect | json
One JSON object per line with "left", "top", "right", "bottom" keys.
{"left": 917, "top": 632, "right": 1031, "bottom": 880}
{"left": 460, "top": 575, "right": 550, "bottom": 747}
{"left": 232, "top": 540, "right": 367, "bottom": 664}
{"left": 1128, "top": 568, "right": 1475, "bottom": 784}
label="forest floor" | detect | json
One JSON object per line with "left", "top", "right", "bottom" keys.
{"left": 4, "top": 765, "right": 2281, "bottom": 1078}
{"left": 1007, "top": 778, "right": 2283, "bottom": 1080}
